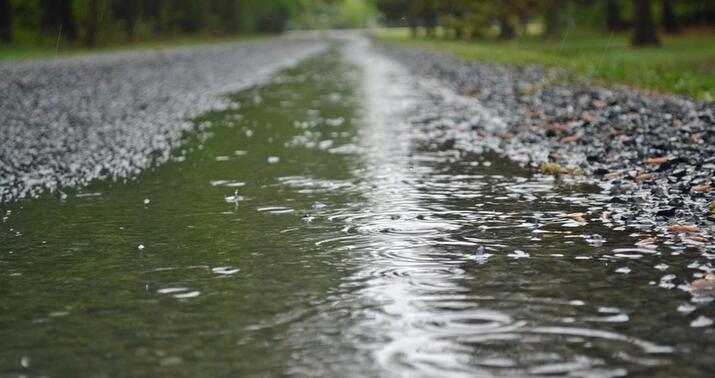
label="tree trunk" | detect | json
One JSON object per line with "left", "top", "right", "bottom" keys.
{"left": 85, "top": 0, "right": 99, "bottom": 47}
{"left": 662, "top": 0, "right": 678, "bottom": 33}
{"left": 543, "top": 0, "right": 561, "bottom": 39}
{"left": 408, "top": 16, "right": 417, "bottom": 38}
{"left": 498, "top": 16, "right": 515, "bottom": 40}
{"left": 58, "top": 0, "right": 77, "bottom": 41}
{"left": 632, "top": 0, "right": 660, "bottom": 46}
{"left": 0, "top": 0, "right": 11, "bottom": 42}
{"left": 606, "top": 0, "right": 624, "bottom": 31}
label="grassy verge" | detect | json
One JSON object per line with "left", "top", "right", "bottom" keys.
{"left": 375, "top": 28, "right": 715, "bottom": 101}
{"left": 0, "top": 34, "right": 271, "bottom": 62}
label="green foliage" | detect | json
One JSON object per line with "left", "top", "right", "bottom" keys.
{"left": 2, "top": 0, "right": 346, "bottom": 48}
{"left": 377, "top": 30, "right": 715, "bottom": 100}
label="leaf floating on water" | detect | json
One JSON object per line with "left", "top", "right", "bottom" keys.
{"left": 635, "top": 238, "right": 658, "bottom": 248}
{"left": 568, "top": 213, "right": 587, "bottom": 224}
{"left": 689, "top": 274, "right": 715, "bottom": 291}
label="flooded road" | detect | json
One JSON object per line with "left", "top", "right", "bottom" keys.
{"left": 1, "top": 37, "right": 714, "bottom": 377}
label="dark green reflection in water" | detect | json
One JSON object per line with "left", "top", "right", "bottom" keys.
{"left": 0, "top": 48, "right": 361, "bottom": 377}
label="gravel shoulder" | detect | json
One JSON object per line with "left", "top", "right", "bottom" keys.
{"left": 379, "top": 42, "right": 715, "bottom": 248}
{"left": 0, "top": 36, "right": 326, "bottom": 202}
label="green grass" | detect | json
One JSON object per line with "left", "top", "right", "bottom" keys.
{"left": 375, "top": 28, "right": 715, "bottom": 101}
{"left": 0, "top": 34, "right": 271, "bottom": 62}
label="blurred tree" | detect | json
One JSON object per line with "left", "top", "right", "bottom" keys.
{"left": 40, "top": 0, "right": 78, "bottom": 41}
{"left": 632, "top": 0, "right": 659, "bottom": 46}
{"left": 542, "top": 0, "right": 562, "bottom": 39}
{"left": 606, "top": 0, "right": 626, "bottom": 31}
{"left": 115, "top": 0, "right": 139, "bottom": 40}
{"left": 0, "top": 0, "right": 11, "bottom": 42}
{"left": 661, "top": 0, "right": 678, "bottom": 33}
{"left": 497, "top": 1, "right": 517, "bottom": 39}
{"left": 85, "top": 0, "right": 98, "bottom": 47}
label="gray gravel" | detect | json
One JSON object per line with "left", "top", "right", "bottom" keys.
{"left": 0, "top": 36, "right": 326, "bottom": 202}
{"left": 379, "top": 42, "right": 715, "bottom": 246}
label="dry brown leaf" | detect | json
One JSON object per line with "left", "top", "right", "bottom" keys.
{"left": 582, "top": 111, "right": 597, "bottom": 124}
{"left": 689, "top": 236, "right": 709, "bottom": 243}
{"left": 644, "top": 156, "right": 668, "bottom": 165}
{"left": 667, "top": 225, "right": 701, "bottom": 233}
{"left": 636, "top": 237, "right": 658, "bottom": 246}
{"left": 635, "top": 173, "right": 653, "bottom": 181}
{"left": 568, "top": 213, "right": 587, "bottom": 223}
{"left": 600, "top": 211, "right": 611, "bottom": 221}
{"left": 691, "top": 134, "right": 700, "bottom": 144}
{"left": 593, "top": 100, "right": 605, "bottom": 109}
{"left": 690, "top": 275, "right": 715, "bottom": 290}
{"left": 560, "top": 134, "right": 582, "bottom": 144}
{"left": 500, "top": 132, "right": 514, "bottom": 141}
{"left": 672, "top": 119, "right": 682, "bottom": 127}
{"left": 693, "top": 184, "right": 710, "bottom": 193}
{"left": 604, "top": 171, "right": 623, "bottom": 179}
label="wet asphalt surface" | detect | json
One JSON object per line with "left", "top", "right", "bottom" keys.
{"left": 381, "top": 43, "right": 715, "bottom": 248}
{"left": 0, "top": 36, "right": 326, "bottom": 202}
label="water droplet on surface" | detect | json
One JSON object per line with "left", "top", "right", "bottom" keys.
{"left": 212, "top": 266, "right": 240, "bottom": 275}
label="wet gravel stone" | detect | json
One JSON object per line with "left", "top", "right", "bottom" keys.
{"left": 379, "top": 42, "right": 715, "bottom": 246}
{"left": 0, "top": 37, "right": 326, "bottom": 202}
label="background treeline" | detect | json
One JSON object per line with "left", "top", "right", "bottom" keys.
{"left": 0, "top": 0, "right": 376, "bottom": 47}
{"left": 373, "top": 0, "right": 715, "bottom": 46}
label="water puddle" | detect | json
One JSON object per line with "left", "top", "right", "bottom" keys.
{"left": 1, "top": 37, "right": 713, "bottom": 377}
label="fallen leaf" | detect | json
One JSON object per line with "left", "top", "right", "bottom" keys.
{"left": 560, "top": 134, "right": 582, "bottom": 144}
{"left": 636, "top": 237, "right": 658, "bottom": 246}
{"left": 582, "top": 111, "right": 597, "bottom": 124}
{"left": 600, "top": 211, "right": 611, "bottom": 221}
{"left": 672, "top": 119, "right": 682, "bottom": 127}
{"left": 568, "top": 213, "right": 587, "bottom": 223}
{"left": 605, "top": 171, "right": 623, "bottom": 179}
{"left": 689, "top": 236, "right": 709, "bottom": 243}
{"left": 693, "top": 184, "right": 710, "bottom": 193}
{"left": 644, "top": 156, "right": 668, "bottom": 165}
{"left": 500, "top": 132, "right": 514, "bottom": 141}
{"left": 690, "top": 275, "right": 715, "bottom": 290}
{"left": 634, "top": 173, "right": 653, "bottom": 181}
{"left": 667, "top": 225, "right": 700, "bottom": 233}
